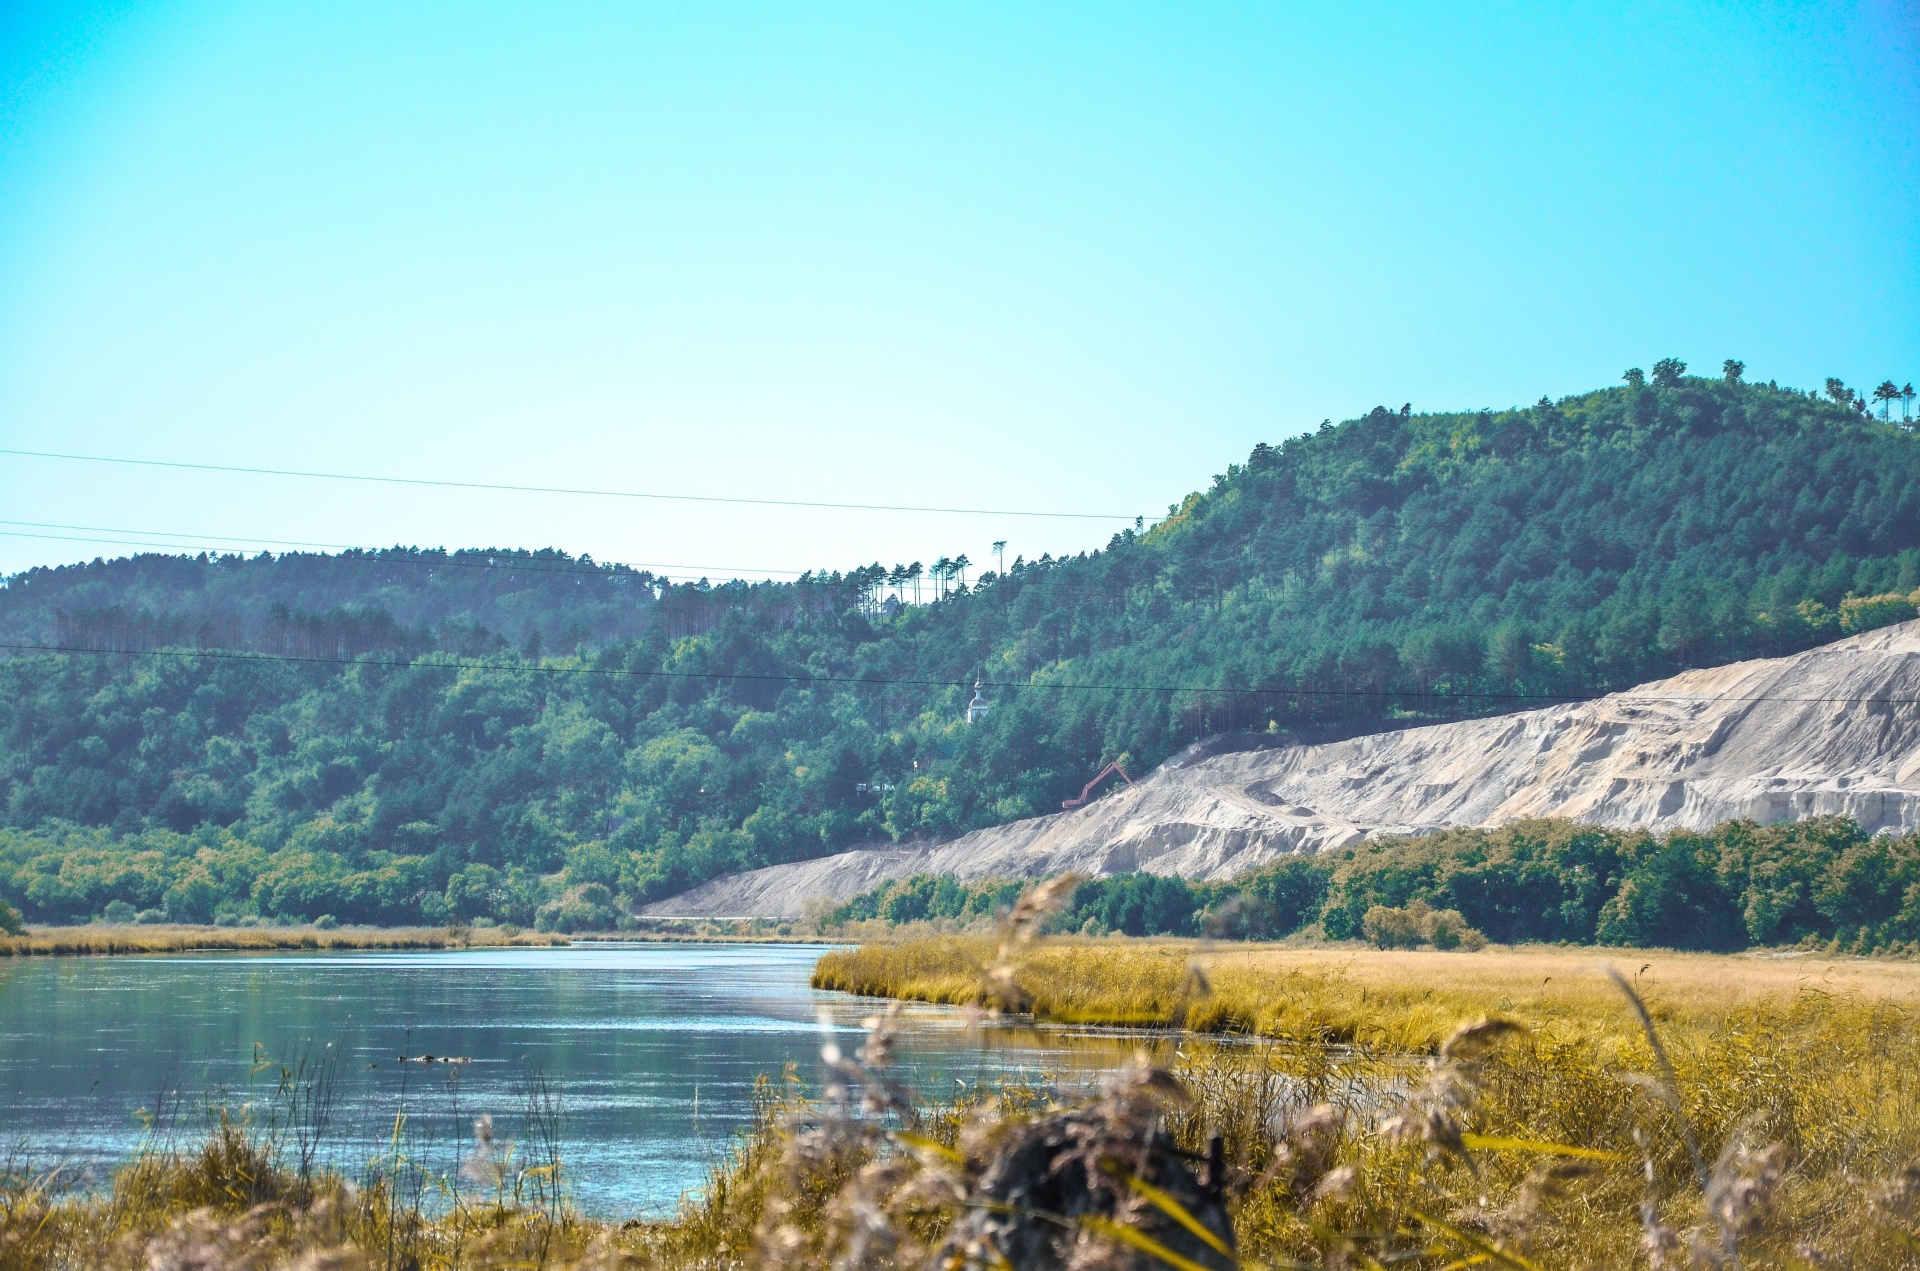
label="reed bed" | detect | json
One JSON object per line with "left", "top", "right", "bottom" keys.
{"left": 0, "top": 924, "right": 569, "bottom": 958}
{"left": 812, "top": 934, "right": 1920, "bottom": 1052}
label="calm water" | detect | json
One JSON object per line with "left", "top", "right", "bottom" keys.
{"left": 0, "top": 943, "right": 1139, "bottom": 1215}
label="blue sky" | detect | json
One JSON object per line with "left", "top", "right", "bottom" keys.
{"left": 0, "top": 1, "right": 1915, "bottom": 582}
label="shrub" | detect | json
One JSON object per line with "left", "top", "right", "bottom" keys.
{"left": 1422, "top": 906, "right": 1487, "bottom": 951}
{"left": 164, "top": 869, "right": 218, "bottom": 924}
{"left": 534, "top": 883, "right": 619, "bottom": 933}
{"left": 1362, "top": 903, "right": 1424, "bottom": 948}
{"left": 103, "top": 899, "right": 137, "bottom": 924}
{"left": 1363, "top": 899, "right": 1488, "bottom": 951}
{"left": 444, "top": 863, "right": 504, "bottom": 920}
{"left": 135, "top": 908, "right": 166, "bottom": 925}
{"left": 1234, "top": 855, "right": 1333, "bottom": 936}
{"left": 1839, "top": 590, "right": 1920, "bottom": 633}
{"left": 313, "top": 914, "right": 339, "bottom": 930}
{"left": 0, "top": 896, "right": 23, "bottom": 936}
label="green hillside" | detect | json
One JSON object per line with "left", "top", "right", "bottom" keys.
{"left": 4, "top": 367, "right": 1920, "bottom": 928}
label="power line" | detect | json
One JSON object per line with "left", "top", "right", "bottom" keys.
{"left": 0, "top": 521, "right": 816, "bottom": 581}
{"left": 1, "top": 640, "right": 1914, "bottom": 709}
{"left": 0, "top": 516, "right": 1102, "bottom": 590}
{"left": 0, "top": 447, "right": 1140, "bottom": 522}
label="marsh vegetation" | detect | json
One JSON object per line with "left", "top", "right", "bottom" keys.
{"left": 6, "top": 893, "right": 1919, "bottom": 1268}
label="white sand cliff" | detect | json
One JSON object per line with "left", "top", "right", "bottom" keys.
{"left": 645, "top": 620, "right": 1920, "bottom": 918}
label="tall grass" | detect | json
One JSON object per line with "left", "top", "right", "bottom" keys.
{"left": 814, "top": 934, "right": 1920, "bottom": 1051}
{"left": 792, "top": 929, "right": 1920, "bottom": 1266}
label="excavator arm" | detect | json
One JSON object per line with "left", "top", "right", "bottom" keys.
{"left": 1061, "top": 759, "right": 1135, "bottom": 809}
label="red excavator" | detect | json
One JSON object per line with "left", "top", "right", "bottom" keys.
{"left": 1061, "top": 759, "right": 1135, "bottom": 809}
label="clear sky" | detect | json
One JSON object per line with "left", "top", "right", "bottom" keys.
{"left": 0, "top": 1, "right": 1915, "bottom": 583}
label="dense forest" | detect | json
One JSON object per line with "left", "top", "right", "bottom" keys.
{"left": 830, "top": 815, "right": 1920, "bottom": 955}
{"left": 4, "top": 366, "right": 1920, "bottom": 927}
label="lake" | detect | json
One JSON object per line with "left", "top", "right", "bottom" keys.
{"left": 0, "top": 942, "right": 1142, "bottom": 1215}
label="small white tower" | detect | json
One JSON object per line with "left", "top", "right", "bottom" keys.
{"left": 966, "top": 680, "right": 992, "bottom": 724}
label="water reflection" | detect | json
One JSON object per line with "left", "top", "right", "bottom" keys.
{"left": 0, "top": 943, "right": 1144, "bottom": 1215}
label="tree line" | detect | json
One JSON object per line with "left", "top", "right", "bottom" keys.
{"left": 830, "top": 815, "right": 1920, "bottom": 954}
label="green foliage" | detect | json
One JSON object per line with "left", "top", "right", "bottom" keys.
{"left": 830, "top": 871, "right": 1218, "bottom": 935}
{"left": 831, "top": 875, "right": 1027, "bottom": 925}
{"left": 0, "top": 895, "right": 21, "bottom": 935}
{"left": 1359, "top": 898, "right": 1487, "bottom": 949}
{"left": 534, "top": 882, "right": 620, "bottom": 932}
{"left": 3, "top": 376, "right": 1920, "bottom": 915}
{"left": 1057, "top": 873, "right": 1210, "bottom": 936}
{"left": 1839, "top": 590, "right": 1920, "bottom": 633}
{"left": 831, "top": 816, "right": 1920, "bottom": 953}
{"left": 1314, "top": 816, "right": 1920, "bottom": 952}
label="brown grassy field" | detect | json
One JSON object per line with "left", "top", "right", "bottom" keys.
{"left": 813, "top": 934, "right": 1920, "bottom": 1053}
{"left": 0, "top": 923, "right": 569, "bottom": 958}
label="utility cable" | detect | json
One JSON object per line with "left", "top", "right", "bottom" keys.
{"left": 0, "top": 447, "right": 1140, "bottom": 521}
{"left": 0, "top": 640, "right": 1914, "bottom": 709}
{"left": 0, "top": 517, "right": 1095, "bottom": 587}
{"left": 0, "top": 522, "right": 814, "bottom": 581}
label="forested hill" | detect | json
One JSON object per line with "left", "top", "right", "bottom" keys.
{"left": 5, "top": 367, "right": 1920, "bottom": 929}
{"left": 0, "top": 547, "right": 840, "bottom": 660}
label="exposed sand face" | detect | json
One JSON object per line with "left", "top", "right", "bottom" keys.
{"left": 647, "top": 620, "right": 1920, "bottom": 918}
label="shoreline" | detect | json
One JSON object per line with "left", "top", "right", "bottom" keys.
{"left": 0, "top": 922, "right": 853, "bottom": 957}
{"left": 0, "top": 923, "right": 568, "bottom": 957}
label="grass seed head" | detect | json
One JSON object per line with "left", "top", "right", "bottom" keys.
{"left": 1440, "top": 1015, "right": 1528, "bottom": 1064}
{"left": 1705, "top": 1137, "right": 1786, "bottom": 1239}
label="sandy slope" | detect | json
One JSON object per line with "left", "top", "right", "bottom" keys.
{"left": 645, "top": 620, "right": 1920, "bottom": 918}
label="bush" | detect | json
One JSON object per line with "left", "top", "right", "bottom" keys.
{"left": 534, "top": 883, "right": 619, "bottom": 933}
{"left": 0, "top": 897, "right": 23, "bottom": 936}
{"left": 1060, "top": 874, "right": 1205, "bottom": 937}
{"left": 1363, "top": 899, "right": 1487, "bottom": 951}
{"left": 1362, "top": 903, "right": 1424, "bottom": 948}
{"left": 103, "top": 899, "right": 137, "bottom": 924}
{"left": 1234, "top": 855, "right": 1333, "bottom": 937}
{"left": 1839, "top": 590, "right": 1920, "bottom": 633}
{"left": 1423, "top": 906, "right": 1488, "bottom": 951}
{"left": 163, "top": 870, "right": 218, "bottom": 924}
{"left": 135, "top": 908, "right": 166, "bottom": 925}
{"left": 313, "top": 913, "right": 339, "bottom": 930}
{"left": 444, "top": 863, "right": 505, "bottom": 920}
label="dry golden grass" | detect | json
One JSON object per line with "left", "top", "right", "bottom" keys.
{"left": 813, "top": 934, "right": 1920, "bottom": 1054}
{"left": 798, "top": 931, "right": 1920, "bottom": 1267}
{"left": 0, "top": 923, "right": 568, "bottom": 958}
{"left": 0, "top": 1121, "right": 632, "bottom": 1271}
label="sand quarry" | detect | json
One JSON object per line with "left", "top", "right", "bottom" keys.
{"left": 648, "top": 619, "right": 1920, "bottom": 918}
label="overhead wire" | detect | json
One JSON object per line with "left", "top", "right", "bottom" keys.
{"left": 2, "top": 453, "right": 1908, "bottom": 709}
{"left": 0, "top": 447, "right": 1142, "bottom": 521}
{"left": 0, "top": 640, "right": 1914, "bottom": 710}
{"left": 0, "top": 520, "right": 816, "bottom": 582}
{"left": 0, "top": 517, "right": 1127, "bottom": 591}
